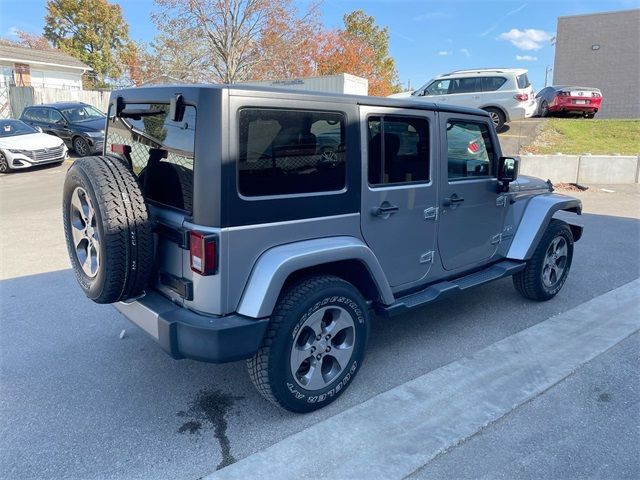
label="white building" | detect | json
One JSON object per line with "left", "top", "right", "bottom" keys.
{"left": 0, "top": 44, "right": 91, "bottom": 90}
{"left": 241, "top": 73, "right": 368, "bottom": 96}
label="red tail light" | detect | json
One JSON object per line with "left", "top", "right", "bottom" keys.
{"left": 190, "top": 231, "right": 217, "bottom": 275}
{"left": 514, "top": 93, "right": 529, "bottom": 102}
{"left": 467, "top": 141, "right": 480, "bottom": 154}
{"left": 111, "top": 143, "right": 131, "bottom": 155}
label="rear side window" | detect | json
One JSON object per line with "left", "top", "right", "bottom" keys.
{"left": 106, "top": 103, "right": 195, "bottom": 212}
{"left": 450, "top": 78, "right": 481, "bottom": 94}
{"left": 23, "top": 108, "right": 47, "bottom": 122}
{"left": 446, "top": 121, "right": 494, "bottom": 180}
{"left": 367, "top": 115, "right": 429, "bottom": 186}
{"left": 238, "top": 108, "right": 346, "bottom": 197}
{"left": 516, "top": 73, "right": 530, "bottom": 89}
{"left": 482, "top": 77, "right": 507, "bottom": 92}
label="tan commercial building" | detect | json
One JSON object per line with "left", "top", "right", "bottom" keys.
{"left": 553, "top": 9, "right": 640, "bottom": 119}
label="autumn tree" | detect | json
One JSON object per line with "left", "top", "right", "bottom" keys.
{"left": 250, "top": 1, "right": 321, "bottom": 80}
{"left": 341, "top": 10, "right": 400, "bottom": 96}
{"left": 152, "top": 0, "right": 320, "bottom": 84}
{"left": 44, "top": 0, "right": 132, "bottom": 87}
{"left": 315, "top": 30, "right": 375, "bottom": 81}
{"left": 0, "top": 31, "right": 54, "bottom": 50}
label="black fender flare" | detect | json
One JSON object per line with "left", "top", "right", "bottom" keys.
{"left": 507, "top": 194, "right": 582, "bottom": 260}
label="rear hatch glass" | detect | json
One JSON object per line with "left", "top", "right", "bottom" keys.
{"left": 106, "top": 103, "right": 195, "bottom": 213}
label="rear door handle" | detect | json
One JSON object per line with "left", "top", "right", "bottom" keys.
{"left": 372, "top": 202, "right": 399, "bottom": 217}
{"left": 443, "top": 194, "right": 465, "bottom": 206}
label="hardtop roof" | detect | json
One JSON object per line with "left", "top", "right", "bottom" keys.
{"left": 112, "top": 83, "right": 490, "bottom": 118}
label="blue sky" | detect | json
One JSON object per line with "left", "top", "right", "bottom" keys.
{"left": 1, "top": 0, "right": 637, "bottom": 92}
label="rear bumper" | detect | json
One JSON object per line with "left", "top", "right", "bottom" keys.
{"left": 549, "top": 105, "right": 598, "bottom": 113}
{"left": 506, "top": 102, "right": 537, "bottom": 121}
{"left": 113, "top": 291, "right": 269, "bottom": 363}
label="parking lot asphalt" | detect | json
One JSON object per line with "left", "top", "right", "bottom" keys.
{"left": 1, "top": 164, "right": 639, "bottom": 479}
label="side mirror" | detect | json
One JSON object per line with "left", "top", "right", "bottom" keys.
{"left": 497, "top": 156, "right": 519, "bottom": 191}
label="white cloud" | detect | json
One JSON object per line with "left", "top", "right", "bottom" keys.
{"left": 459, "top": 48, "right": 471, "bottom": 57}
{"left": 5, "top": 26, "right": 20, "bottom": 38}
{"left": 516, "top": 55, "right": 538, "bottom": 61}
{"left": 438, "top": 50, "right": 452, "bottom": 56}
{"left": 499, "top": 28, "right": 554, "bottom": 50}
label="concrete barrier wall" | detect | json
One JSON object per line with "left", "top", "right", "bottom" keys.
{"left": 519, "top": 154, "right": 640, "bottom": 184}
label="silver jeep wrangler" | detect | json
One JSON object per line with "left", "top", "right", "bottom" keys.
{"left": 62, "top": 85, "right": 583, "bottom": 412}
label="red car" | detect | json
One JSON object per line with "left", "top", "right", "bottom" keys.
{"left": 536, "top": 86, "right": 603, "bottom": 118}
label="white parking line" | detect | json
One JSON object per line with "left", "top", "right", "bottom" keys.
{"left": 208, "top": 279, "right": 640, "bottom": 480}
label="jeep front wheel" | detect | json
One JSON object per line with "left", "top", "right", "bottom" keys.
{"left": 513, "top": 219, "right": 574, "bottom": 301}
{"left": 247, "top": 275, "right": 369, "bottom": 413}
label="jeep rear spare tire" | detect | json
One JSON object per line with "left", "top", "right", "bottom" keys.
{"left": 247, "top": 275, "right": 370, "bottom": 413}
{"left": 63, "top": 156, "right": 154, "bottom": 303}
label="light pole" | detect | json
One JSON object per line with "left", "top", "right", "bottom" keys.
{"left": 544, "top": 65, "right": 553, "bottom": 87}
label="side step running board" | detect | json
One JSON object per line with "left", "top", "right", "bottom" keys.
{"left": 376, "top": 260, "right": 526, "bottom": 318}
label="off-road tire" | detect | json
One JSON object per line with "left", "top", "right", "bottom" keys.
{"left": 63, "top": 156, "right": 154, "bottom": 303}
{"left": 247, "top": 275, "right": 370, "bottom": 413}
{"left": 513, "top": 219, "right": 574, "bottom": 301}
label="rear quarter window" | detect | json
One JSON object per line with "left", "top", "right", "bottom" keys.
{"left": 238, "top": 108, "right": 346, "bottom": 197}
{"left": 482, "top": 77, "right": 507, "bottom": 92}
{"left": 516, "top": 73, "right": 530, "bottom": 89}
{"left": 106, "top": 103, "right": 195, "bottom": 213}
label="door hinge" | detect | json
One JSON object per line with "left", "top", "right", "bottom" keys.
{"left": 496, "top": 195, "right": 507, "bottom": 207}
{"left": 424, "top": 206, "right": 438, "bottom": 220}
{"left": 491, "top": 233, "right": 502, "bottom": 245}
{"left": 419, "top": 250, "right": 435, "bottom": 264}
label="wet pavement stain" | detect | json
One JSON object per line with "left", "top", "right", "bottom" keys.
{"left": 177, "top": 389, "right": 244, "bottom": 470}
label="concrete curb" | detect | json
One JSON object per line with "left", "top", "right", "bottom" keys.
{"left": 519, "top": 154, "right": 640, "bottom": 184}
{"left": 208, "top": 279, "right": 640, "bottom": 480}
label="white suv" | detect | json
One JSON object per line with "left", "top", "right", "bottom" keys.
{"left": 391, "top": 68, "right": 537, "bottom": 131}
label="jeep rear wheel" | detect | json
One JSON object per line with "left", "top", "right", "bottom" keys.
{"left": 513, "top": 219, "right": 574, "bottom": 301}
{"left": 247, "top": 275, "right": 369, "bottom": 413}
{"left": 63, "top": 156, "right": 154, "bottom": 303}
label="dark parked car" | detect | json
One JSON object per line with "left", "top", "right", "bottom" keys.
{"left": 20, "top": 102, "right": 106, "bottom": 156}
{"left": 535, "top": 86, "right": 602, "bottom": 118}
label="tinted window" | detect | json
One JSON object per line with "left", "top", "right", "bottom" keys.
{"left": 424, "top": 79, "right": 450, "bottom": 95}
{"left": 516, "top": 73, "right": 530, "bottom": 89}
{"left": 238, "top": 108, "right": 346, "bottom": 197}
{"left": 60, "top": 104, "right": 105, "bottom": 123}
{"left": 106, "top": 103, "right": 195, "bottom": 212}
{"left": 368, "top": 116, "right": 429, "bottom": 185}
{"left": 450, "top": 78, "right": 481, "bottom": 94}
{"left": 482, "top": 77, "right": 507, "bottom": 92}
{"left": 49, "top": 109, "right": 64, "bottom": 123}
{"left": 446, "top": 121, "right": 494, "bottom": 180}
{"left": 23, "top": 108, "right": 48, "bottom": 122}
